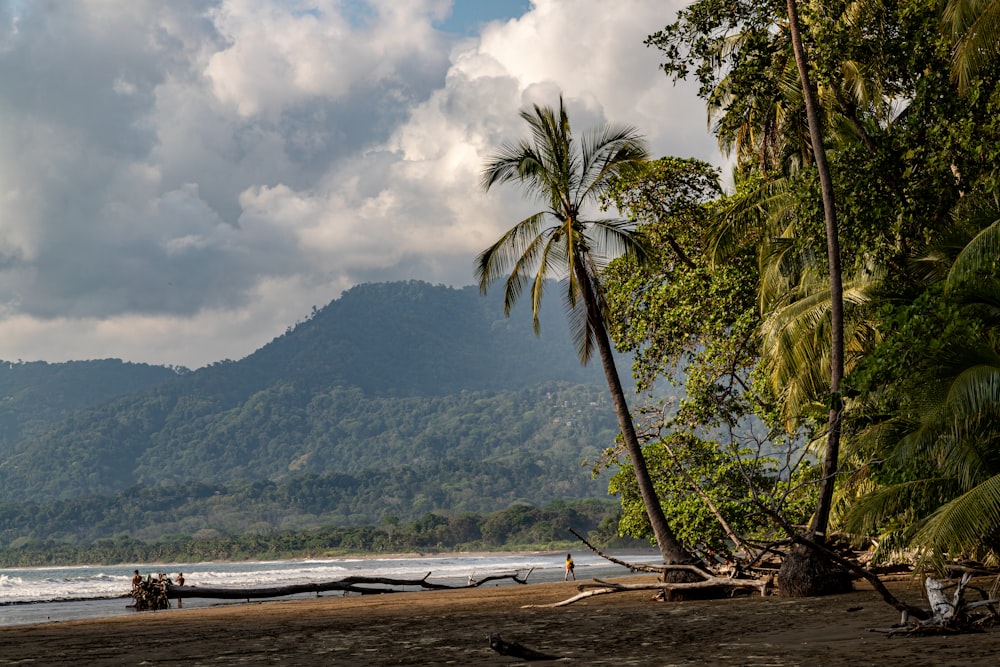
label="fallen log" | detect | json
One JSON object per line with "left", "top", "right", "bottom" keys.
{"left": 159, "top": 570, "right": 535, "bottom": 603}
{"left": 167, "top": 581, "right": 393, "bottom": 600}
{"left": 469, "top": 568, "right": 534, "bottom": 587}
{"left": 561, "top": 527, "right": 769, "bottom": 605}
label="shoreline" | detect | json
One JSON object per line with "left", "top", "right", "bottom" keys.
{"left": 0, "top": 550, "right": 660, "bottom": 628}
{"left": 1, "top": 546, "right": 615, "bottom": 571}
{"left": 2, "top": 577, "right": 999, "bottom": 666}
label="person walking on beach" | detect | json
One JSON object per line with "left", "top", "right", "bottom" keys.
{"left": 564, "top": 554, "right": 575, "bottom": 581}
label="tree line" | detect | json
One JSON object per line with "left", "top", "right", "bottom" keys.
{"left": 0, "top": 500, "right": 640, "bottom": 568}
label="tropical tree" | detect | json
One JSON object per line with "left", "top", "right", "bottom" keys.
{"left": 475, "top": 96, "right": 692, "bottom": 565}
{"left": 842, "top": 195, "right": 1000, "bottom": 567}
{"left": 944, "top": 0, "right": 1000, "bottom": 92}
{"left": 600, "top": 157, "right": 784, "bottom": 559}
{"left": 639, "top": 0, "right": 1000, "bottom": 598}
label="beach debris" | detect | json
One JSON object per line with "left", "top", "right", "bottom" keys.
{"left": 522, "top": 574, "right": 770, "bottom": 608}
{"left": 556, "top": 528, "right": 771, "bottom": 605}
{"left": 488, "top": 632, "right": 561, "bottom": 661}
{"left": 868, "top": 573, "right": 1000, "bottom": 636}
{"left": 469, "top": 568, "right": 534, "bottom": 586}
{"left": 126, "top": 570, "right": 535, "bottom": 610}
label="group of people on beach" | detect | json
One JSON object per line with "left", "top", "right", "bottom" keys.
{"left": 131, "top": 570, "right": 185, "bottom": 588}
{"left": 131, "top": 570, "right": 186, "bottom": 608}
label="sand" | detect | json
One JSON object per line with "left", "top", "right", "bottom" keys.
{"left": 0, "top": 576, "right": 998, "bottom": 666}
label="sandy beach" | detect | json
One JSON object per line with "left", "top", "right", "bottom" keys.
{"left": 0, "top": 576, "right": 998, "bottom": 666}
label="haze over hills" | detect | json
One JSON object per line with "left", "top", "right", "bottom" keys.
{"left": 0, "top": 281, "right": 640, "bottom": 545}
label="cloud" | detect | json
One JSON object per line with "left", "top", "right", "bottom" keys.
{"left": 0, "top": 0, "right": 718, "bottom": 368}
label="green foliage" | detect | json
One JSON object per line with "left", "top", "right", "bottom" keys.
{"left": 638, "top": 0, "right": 1000, "bottom": 569}
{"left": 0, "top": 500, "right": 622, "bottom": 567}
{"left": 604, "top": 158, "right": 760, "bottom": 425}
{"left": 606, "top": 433, "right": 813, "bottom": 556}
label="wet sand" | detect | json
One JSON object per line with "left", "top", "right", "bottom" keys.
{"left": 0, "top": 576, "right": 998, "bottom": 665}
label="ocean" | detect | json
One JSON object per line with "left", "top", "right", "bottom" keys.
{"left": 0, "top": 550, "right": 662, "bottom": 627}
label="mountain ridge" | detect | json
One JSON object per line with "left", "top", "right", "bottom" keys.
{"left": 0, "top": 281, "right": 632, "bottom": 542}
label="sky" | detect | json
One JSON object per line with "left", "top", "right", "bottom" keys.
{"left": 0, "top": 0, "right": 720, "bottom": 369}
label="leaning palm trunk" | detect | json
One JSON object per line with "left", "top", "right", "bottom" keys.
{"left": 778, "top": 0, "right": 851, "bottom": 597}
{"left": 575, "top": 262, "right": 691, "bottom": 564}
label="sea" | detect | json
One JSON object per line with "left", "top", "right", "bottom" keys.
{"left": 0, "top": 550, "right": 662, "bottom": 627}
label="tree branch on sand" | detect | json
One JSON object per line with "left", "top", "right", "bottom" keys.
{"left": 522, "top": 576, "right": 770, "bottom": 608}
{"left": 568, "top": 528, "right": 677, "bottom": 575}
{"left": 134, "top": 570, "right": 535, "bottom": 609}
{"left": 529, "top": 528, "right": 771, "bottom": 607}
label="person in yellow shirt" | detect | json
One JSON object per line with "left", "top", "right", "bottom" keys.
{"left": 564, "top": 554, "right": 575, "bottom": 581}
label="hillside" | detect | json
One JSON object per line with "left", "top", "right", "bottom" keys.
{"left": 0, "top": 281, "right": 635, "bottom": 545}
{"left": 0, "top": 359, "right": 180, "bottom": 449}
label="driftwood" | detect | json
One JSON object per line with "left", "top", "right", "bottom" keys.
{"left": 567, "top": 528, "right": 668, "bottom": 574}
{"left": 557, "top": 528, "right": 771, "bottom": 606}
{"left": 152, "top": 570, "right": 535, "bottom": 605}
{"left": 869, "top": 573, "right": 1000, "bottom": 636}
{"left": 469, "top": 568, "right": 534, "bottom": 587}
{"left": 522, "top": 575, "right": 770, "bottom": 609}
{"left": 487, "top": 632, "right": 561, "bottom": 661}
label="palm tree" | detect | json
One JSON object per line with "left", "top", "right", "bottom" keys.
{"left": 776, "top": 0, "right": 849, "bottom": 596}
{"left": 843, "top": 199, "right": 1000, "bottom": 567}
{"left": 475, "top": 96, "right": 692, "bottom": 565}
{"left": 944, "top": 0, "right": 1000, "bottom": 92}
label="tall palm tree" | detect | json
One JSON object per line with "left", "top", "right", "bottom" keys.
{"left": 777, "top": 0, "right": 849, "bottom": 596}
{"left": 475, "top": 97, "right": 692, "bottom": 565}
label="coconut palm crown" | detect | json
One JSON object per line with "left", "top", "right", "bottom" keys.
{"left": 475, "top": 96, "right": 650, "bottom": 364}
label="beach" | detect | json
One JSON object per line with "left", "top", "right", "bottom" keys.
{"left": 1, "top": 576, "right": 998, "bottom": 665}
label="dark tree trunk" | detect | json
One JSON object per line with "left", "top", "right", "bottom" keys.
{"left": 778, "top": 0, "right": 848, "bottom": 597}
{"left": 778, "top": 545, "right": 853, "bottom": 597}
{"left": 575, "top": 261, "right": 692, "bottom": 566}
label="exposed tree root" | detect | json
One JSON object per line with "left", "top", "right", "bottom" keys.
{"left": 868, "top": 573, "right": 1000, "bottom": 637}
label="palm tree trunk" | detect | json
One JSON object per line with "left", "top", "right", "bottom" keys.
{"left": 778, "top": 0, "right": 851, "bottom": 598}
{"left": 574, "top": 262, "right": 692, "bottom": 565}
{"left": 786, "top": 0, "right": 844, "bottom": 546}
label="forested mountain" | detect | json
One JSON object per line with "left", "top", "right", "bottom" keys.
{"left": 0, "top": 359, "right": 181, "bottom": 448}
{"left": 0, "top": 281, "right": 635, "bottom": 546}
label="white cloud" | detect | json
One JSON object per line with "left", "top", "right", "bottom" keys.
{"left": 0, "top": 0, "right": 718, "bottom": 368}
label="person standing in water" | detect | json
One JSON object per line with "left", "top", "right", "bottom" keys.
{"left": 175, "top": 572, "right": 185, "bottom": 607}
{"left": 564, "top": 554, "right": 575, "bottom": 581}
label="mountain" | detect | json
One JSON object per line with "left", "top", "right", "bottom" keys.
{"left": 0, "top": 359, "right": 181, "bottom": 447}
{"left": 0, "top": 281, "right": 634, "bottom": 544}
